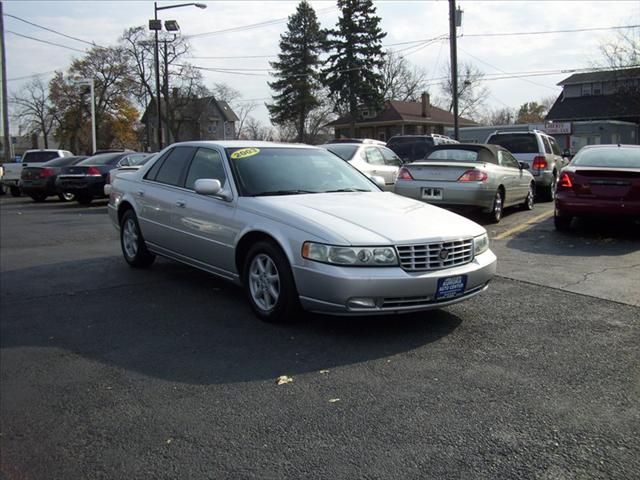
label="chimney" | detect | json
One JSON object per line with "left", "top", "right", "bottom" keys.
{"left": 421, "top": 92, "right": 430, "bottom": 118}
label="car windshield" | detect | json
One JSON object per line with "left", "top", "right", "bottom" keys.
{"left": 571, "top": 147, "right": 640, "bottom": 168}
{"left": 426, "top": 149, "right": 480, "bottom": 162}
{"left": 487, "top": 134, "right": 538, "bottom": 154}
{"left": 323, "top": 144, "right": 359, "bottom": 161}
{"left": 227, "top": 147, "right": 379, "bottom": 196}
{"left": 43, "top": 156, "right": 85, "bottom": 167}
{"left": 22, "top": 151, "right": 60, "bottom": 163}
{"left": 79, "top": 153, "right": 125, "bottom": 166}
{"left": 128, "top": 153, "right": 153, "bottom": 166}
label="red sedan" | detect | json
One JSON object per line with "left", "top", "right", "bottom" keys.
{"left": 555, "top": 144, "right": 640, "bottom": 230}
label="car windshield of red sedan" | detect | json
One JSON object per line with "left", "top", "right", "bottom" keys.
{"left": 571, "top": 147, "right": 639, "bottom": 168}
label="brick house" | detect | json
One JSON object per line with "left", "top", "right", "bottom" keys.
{"left": 326, "top": 93, "right": 476, "bottom": 141}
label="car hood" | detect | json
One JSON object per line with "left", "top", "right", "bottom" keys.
{"left": 240, "top": 192, "right": 486, "bottom": 245}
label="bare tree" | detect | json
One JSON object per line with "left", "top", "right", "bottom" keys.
{"left": 243, "top": 116, "right": 274, "bottom": 141}
{"left": 596, "top": 28, "right": 640, "bottom": 69}
{"left": 438, "top": 61, "right": 490, "bottom": 120}
{"left": 10, "top": 77, "right": 55, "bottom": 148}
{"left": 210, "top": 82, "right": 257, "bottom": 139}
{"left": 380, "top": 50, "right": 429, "bottom": 101}
{"left": 478, "top": 106, "right": 516, "bottom": 126}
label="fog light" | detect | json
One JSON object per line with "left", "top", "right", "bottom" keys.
{"left": 347, "top": 297, "right": 377, "bottom": 309}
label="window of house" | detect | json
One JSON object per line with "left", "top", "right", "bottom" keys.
{"left": 378, "top": 131, "right": 386, "bottom": 142}
{"left": 581, "top": 83, "right": 592, "bottom": 96}
{"left": 592, "top": 82, "right": 602, "bottom": 95}
{"left": 207, "top": 123, "right": 217, "bottom": 134}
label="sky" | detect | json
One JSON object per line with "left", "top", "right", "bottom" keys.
{"left": 3, "top": 0, "right": 640, "bottom": 132}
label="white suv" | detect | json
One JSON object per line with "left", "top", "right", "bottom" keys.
{"left": 486, "top": 130, "right": 568, "bottom": 201}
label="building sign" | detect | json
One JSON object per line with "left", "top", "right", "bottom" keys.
{"left": 544, "top": 122, "right": 572, "bottom": 135}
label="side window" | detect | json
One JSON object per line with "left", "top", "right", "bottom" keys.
{"left": 185, "top": 148, "right": 227, "bottom": 190}
{"left": 365, "top": 147, "right": 385, "bottom": 165}
{"left": 154, "top": 146, "right": 195, "bottom": 186}
{"left": 549, "top": 137, "right": 562, "bottom": 156}
{"left": 379, "top": 147, "right": 402, "bottom": 166}
{"left": 542, "top": 136, "right": 553, "bottom": 154}
{"left": 498, "top": 151, "right": 518, "bottom": 168}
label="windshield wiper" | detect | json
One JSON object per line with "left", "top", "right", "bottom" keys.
{"left": 253, "top": 189, "right": 319, "bottom": 196}
{"left": 323, "top": 188, "right": 370, "bottom": 193}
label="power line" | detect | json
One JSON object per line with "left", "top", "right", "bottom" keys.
{"left": 7, "top": 70, "right": 57, "bottom": 82}
{"left": 463, "top": 24, "right": 639, "bottom": 38}
{"left": 3, "top": 12, "right": 106, "bottom": 49}
{"left": 6, "top": 30, "right": 87, "bottom": 53}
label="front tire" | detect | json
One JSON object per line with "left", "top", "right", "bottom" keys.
{"left": 120, "top": 209, "right": 155, "bottom": 268}
{"left": 10, "top": 186, "right": 21, "bottom": 197}
{"left": 486, "top": 189, "right": 504, "bottom": 224}
{"left": 243, "top": 241, "right": 300, "bottom": 323}
{"left": 58, "top": 192, "right": 75, "bottom": 202}
{"left": 521, "top": 183, "right": 535, "bottom": 210}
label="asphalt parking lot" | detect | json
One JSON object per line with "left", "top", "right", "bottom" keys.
{"left": 1, "top": 195, "right": 639, "bottom": 479}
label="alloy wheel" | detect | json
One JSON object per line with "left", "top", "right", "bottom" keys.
{"left": 248, "top": 253, "right": 281, "bottom": 311}
{"left": 122, "top": 218, "right": 139, "bottom": 259}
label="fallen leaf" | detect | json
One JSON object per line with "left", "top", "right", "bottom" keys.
{"left": 166, "top": 438, "right": 172, "bottom": 444}
{"left": 328, "top": 398, "right": 340, "bottom": 403}
{"left": 276, "top": 375, "right": 293, "bottom": 385}
{"left": 319, "top": 369, "right": 329, "bottom": 374}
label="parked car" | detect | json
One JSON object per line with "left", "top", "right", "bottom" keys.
{"left": 104, "top": 153, "right": 155, "bottom": 196}
{"left": 319, "top": 143, "right": 403, "bottom": 190}
{"left": 56, "top": 152, "right": 141, "bottom": 205}
{"left": 554, "top": 144, "right": 640, "bottom": 230}
{"left": 108, "top": 141, "right": 496, "bottom": 323}
{"left": 485, "top": 129, "right": 568, "bottom": 202}
{"left": 1, "top": 149, "right": 74, "bottom": 197}
{"left": 393, "top": 144, "right": 535, "bottom": 223}
{"left": 386, "top": 134, "right": 458, "bottom": 163}
{"left": 20, "top": 156, "right": 88, "bottom": 202}
{"left": 325, "top": 138, "right": 386, "bottom": 146}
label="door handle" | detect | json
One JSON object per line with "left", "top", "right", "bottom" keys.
{"left": 176, "top": 200, "right": 186, "bottom": 208}
{"left": 136, "top": 190, "right": 145, "bottom": 197}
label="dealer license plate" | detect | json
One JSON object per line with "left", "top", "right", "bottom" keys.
{"left": 422, "top": 187, "right": 442, "bottom": 200}
{"left": 436, "top": 275, "right": 467, "bottom": 300}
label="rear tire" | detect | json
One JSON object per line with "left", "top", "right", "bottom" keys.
{"left": 486, "top": 189, "right": 504, "bottom": 224}
{"left": 120, "top": 209, "right": 155, "bottom": 268}
{"left": 29, "top": 193, "right": 47, "bottom": 203}
{"left": 76, "top": 194, "right": 93, "bottom": 205}
{"left": 554, "top": 209, "right": 572, "bottom": 231}
{"left": 10, "top": 186, "right": 21, "bottom": 197}
{"left": 242, "top": 240, "right": 300, "bottom": 323}
{"left": 521, "top": 183, "right": 535, "bottom": 210}
{"left": 58, "top": 192, "right": 75, "bottom": 202}
{"left": 541, "top": 174, "right": 556, "bottom": 202}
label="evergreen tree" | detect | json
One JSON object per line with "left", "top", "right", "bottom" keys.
{"left": 267, "top": 1, "right": 325, "bottom": 143}
{"left": 323, "top": 0, "right": 386, "bottom": 136}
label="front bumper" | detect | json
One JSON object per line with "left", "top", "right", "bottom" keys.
{"left": 56, "top": 176, "right": 106, "bottom": 197}
{"left": 394, "top": 180, "right": 495, "bottom": 209}
{"left": 293, "top": 249, "right": 497, "bottom": 315}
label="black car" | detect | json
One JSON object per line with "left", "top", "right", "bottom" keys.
{"left": 20, "top": 156, "right": 88, "bottom": 202}
{"left": 386, "top": 134, "right": 458, "bottom": 162}
{"left": 56, "top": 152, "right": 142, "bottom": 205}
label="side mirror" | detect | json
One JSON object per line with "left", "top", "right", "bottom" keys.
{"left": 370, "top": 175, "right": 386, "bottom": 189}
{"left": 563, "top": 149, "right": 571, "bottom": 157}
{"left": 194, "top": 178, "right": 222, "bottom": 195}
{"left": 519, "top": 162, "right": 530, "bottom": 170}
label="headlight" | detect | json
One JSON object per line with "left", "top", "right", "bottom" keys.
{"left": 473, "top": 233, "right": 489, "bottom": 256}
{"left": 301, "top": 242, "right": 398, "bottom": 266}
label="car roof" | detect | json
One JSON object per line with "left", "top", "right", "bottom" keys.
{"left": 168, "top": 140, "right": 320, "bottom": 150}
{"left": 23, "top": 149, "right": 62, "bottom": 153}
{"left": 428, "top": 143, "right": 506, "bottom": 153}
{"left": 579, "top": 144, "right": 639, "bottom": 149}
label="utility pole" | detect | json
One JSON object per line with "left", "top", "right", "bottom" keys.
{"left": 449, "top": 0, "right": 459, "bottom": 141}
{"left": 0, "top": 1, "right": 11, "bottom": 162}
{"left": 153, "top": 2, "right": 163, "bottom": 151}
{"left": 163, "top": 39, "right": 170, "bottom": 145}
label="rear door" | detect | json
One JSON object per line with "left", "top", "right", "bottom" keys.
{"left": 138, "top": 146, "right": 196, "bottom": 251}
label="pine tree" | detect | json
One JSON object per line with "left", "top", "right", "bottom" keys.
{"left": 323, "top": 0, "right": 386, "bottom": 136}
{"left": 267, "top": 1, "right": 325, "bottom": 143}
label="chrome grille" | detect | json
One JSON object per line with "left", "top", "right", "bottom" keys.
{"left": 396, "top": 238, "right": 473, "bottom": 271}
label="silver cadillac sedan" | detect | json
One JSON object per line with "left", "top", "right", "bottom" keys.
{"left": 108, "top": 141, "right": 496, "bottom": 323}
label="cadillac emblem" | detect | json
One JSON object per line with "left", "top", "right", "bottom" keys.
{"left": 438, "top": 249, "right": 449, "bottom": 260}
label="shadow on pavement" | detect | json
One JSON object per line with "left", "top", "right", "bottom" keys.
{"left": 1, "top": 255, "right": 462, "bottom": 385}
{"left": 505, "top": 216, "right": 640, "bottom": 257}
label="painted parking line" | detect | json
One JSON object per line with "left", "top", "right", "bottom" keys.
{"left": 493, "top": 210, "right": 554, "bottom": 240}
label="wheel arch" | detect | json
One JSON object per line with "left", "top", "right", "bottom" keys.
{"left": 117, "top": 200, "right": 135, "bottom": 224}
{"left": 235, "top": 230, "right": 293, "bottom": 278}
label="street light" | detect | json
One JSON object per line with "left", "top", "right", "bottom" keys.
{"left": 74, "top": 78, "right": 96, "bottom": 154}
{"left": 150, "top": 2, "right": 207, "bottom": 150}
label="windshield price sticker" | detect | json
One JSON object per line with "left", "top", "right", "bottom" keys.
{"left": 231, "top": 148, "right": 260, "bottom": 160}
